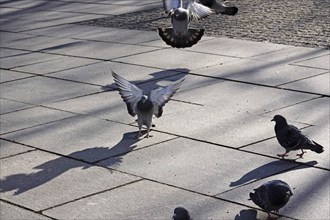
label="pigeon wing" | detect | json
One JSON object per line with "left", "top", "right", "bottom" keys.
{"left": 149, "top": 78, "right": 184, "bottom": 118}
{"left": 186, "top": 0, "right": 214, "bottom": 20}
{"left": 277, "top": 125, "right": 303, "bottom": 151}
{"left": 112, "top": 71, "right": 143, "bottom": 117}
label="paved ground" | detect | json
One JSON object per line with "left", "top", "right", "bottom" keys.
{"left": 0, "top": 0, "right": 329, "bottom": 220}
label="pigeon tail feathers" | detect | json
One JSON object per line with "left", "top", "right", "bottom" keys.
{"left": 308, "top": 141, "right": 324, "bottom": 153}
{"left": 158, "top": 27, "right": 204, "bottom": 48}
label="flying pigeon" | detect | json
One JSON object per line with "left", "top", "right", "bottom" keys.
{"left": 249, "top": 180, "right": 293, "bottom": 219}
{"left": 158, "top": 0, "right": 214, "bottom": 48}
{"left": 112, "top": 71, "right": 184, "bottom": 138}
{"left": 271, "top": 115, "right": 324, "bottom": 158}
{"left": 199, "top": 0, "right": 238, "bottom": 15}
{"left": 173, "top": 207, "right": 191, "bottom": 220}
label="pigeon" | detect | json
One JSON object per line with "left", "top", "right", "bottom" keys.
{"left": 112, "top": 71, "right": 184, "bottom": 138}
{"left": 271, "top": 115, "right": 324, "bottom": 158}
{"left": 199, "top": 0, "right": 238, "bottom": 15}
{"left": 173, "top": 207, "right": 191, "bottom": 220}
{"left": 158, "top": 0, "right": 214, "bottom": 48}
{"left": 249, "top": 180, "right": 293, "bottom": 219}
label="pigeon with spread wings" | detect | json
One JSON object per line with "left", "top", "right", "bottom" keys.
{"left": 158, "top": 0, "right": 214, "bottom": 48}
{"left": 112, "top": 71, "right": 184, "bottom": 138}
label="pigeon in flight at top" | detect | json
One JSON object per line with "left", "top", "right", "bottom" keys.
{"left": 199, "top": 0, "right": 238, "bottom": 15}
{"left": 158, "top": 0, "right": 214, "bottom": 48}
{"left": 112, "top": 71, "right": 184, "bottom": 138}
{"left": 249, "top": 180, "right": 293, "bottom": 219}
{"left": 172, "top": 207, "right": 191, "bottom": 220}
{"left": 271, "top": 115, "right": 324, "bottom": 158}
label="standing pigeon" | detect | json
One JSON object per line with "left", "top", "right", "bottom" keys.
{"left": 249, "top": 180, "right": 293, "bottom": 219}
{"left": 158, "top": 0, "right": 214, "bottom": 48}
{"left": 271, "top": 115, "right": 324, "bottom": 158}
{"left": 173, "top": 207, "right": 191, "bottom": 220}
{"left": 112, "top": 71, "right": 184, "bottom": 138}
{"left": 199, "top": 0, "right": 238, "bottom": 15}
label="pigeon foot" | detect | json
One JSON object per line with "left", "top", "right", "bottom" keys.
{"left": 296, "top": 150, "right": 306, "bottom": 158}
{"left": 277, "top": 153, "right": 289, "bottom": 158}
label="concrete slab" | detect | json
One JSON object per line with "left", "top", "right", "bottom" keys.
{"left": 113, "top": 48, "right": 239, "bottom": 70}
{"left": 195, "top": 59, "right": 326, "bottom": 86}
{"left": 0, "top": 52, "right": 62, "bottom": 69}
{"left": 12, "top": 57, "right": 99, "bottom": 75}
{"left": 0, "top": 150, "right": 140, "bottom": 211}
{"left": 0, "top": 139, "right": 34, "bottom": 159}
{"left": 43, "top": 179, "right": 271, "bottom": 220}
{"left": 279, "top": 72, "right": 330, "bottom": 95}
{"left": 0, "top": 99, "right": 34, "bottom": 115}
{"left": 219, "top": 166, "right": 330, "bottom": 220}
{"left": 0, "top": 201, "right": 51, "bottom": 220}
{"left": 99, "top": 138, "right": 300, "bottom": 195}
{"left": 41, "top": 40, "right": 160, "bottom": 60}
{"left": 0, "top": 115, "right": 176, "bottom": 163}
{"left": 0, "top": 31, "right": 35, "bottom": 45}
{"left": 0, "top": 19, "right": 69, "bottom": 32}
{"left": 0, "top": 106, "right": 74, "bottom": 134}
{"left": 186, "top": 37, "right": 291, "bottom": 58}
{"left": 251, "top": 47, "right": 329, "bottom": 65}
{"left": 0, "top": 76, "right": 101, "bottom": 105}
{"left": 292, "top": 53, "right": 330, "bottom": 70}
{"left": 0, "top": 69, "right": 34, "bottom": 83}
{"left": 0, "top": 48, "right": 29, "bottom": 58}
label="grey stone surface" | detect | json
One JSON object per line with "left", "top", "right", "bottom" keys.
{"left": 0, "top": 201, "right": 51, "bottom": 220}
{"left": 0, "top": 150, "right": 140, "bottom": 211}
{"left": 0, "top": 99, "right": 34, "bottom": 115}
{"left": 0, "top": 76, "right": 101, "bottom": 105}
{"left": 0, "top": 139, "right": 34, "bottom": 159}
{"left": 1, "top": 115, "right": 176, "bottom": 163}
{"left": 0, "top": 69, "right": 34, "bottom": 83}
{"left": 195, "top": 59, "right": 326, "bottom": 86}
{"left": 292, "top": 53, "right": 330, "bottom": 70}
{"left": 0, "top": 48, "right": 29, "bottom": 58}
{"left": 0, "top": 106, "right": 74, "bottom": 134}
{"left": 43, "top": 179, "right": 271, "bottom": 220}
{"left": 99, "top": 138, "right": 299, "bottom": 195}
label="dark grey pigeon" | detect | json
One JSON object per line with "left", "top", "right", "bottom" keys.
{"left": 158, "top": 0, "right": 214, "bottom": 48}
{"left": 249, "top": 180, "right": 293, "bottom": 219}
{"left": 173, "top": 207, "right": 191, "bottom": 220}
{"left": 271, "top": 115, "right": 324, "bottom": 158}
{"left": 199, "top": 0, "right": 238, "bottom": 15}
{"left": 112, "top": 71, "right": 184, "bottom": 138}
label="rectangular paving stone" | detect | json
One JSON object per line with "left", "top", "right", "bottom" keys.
{"left": 0, "top": 19, "right": 67, "bottom": 32}
{"left": 292, "top": 53, "right": 330, "bottom": 70}
{"left": 0, "top": 106, "right": 74, "bottom": 134}
{"left": 12, "top": 56, "right": 99, "bottom": 75}
{"left": 0, "top": 139, "right": 34, "bottom": 159}
{"left": 0, "top": 201, "right": 51, "bottom": 220}
{"left": 0, "top": 69, "right": 34, "bottom": 83}
{"left": 113, "top": 48, "right": 239, "bottom": 70}
{"left": 99, "top": 138, "right": 299, "bottom": 195}
{"left": 0, "top": 48, "right": 29, "bottom": 58}
{"left": 186, "top": 37, "right": 291, "bottom": 58}
{"left": 43, "top": 179, "right": 271, "bottom": 220}
{"left": 42, "top": 40, "right": 159, "bottom": 60}
{"left": 0, "top": 99, "right": 34, "bottom": 115}
{"left": 0, "top": 150, "right": 140, "bottom": 211}
{"left": 219, "top": 166, "right": 330, "bottom": 220}
{"left": 279, "top": 72, "right": 330, "bottom": 95}
{"left": 195, "top": 59, "right": 326, "bottom": 86}
{"left": 0, "top": 76, "right": 101, "bottom": 105}
{"left": 1, "top": 115, "right": 176, "bottom": 163}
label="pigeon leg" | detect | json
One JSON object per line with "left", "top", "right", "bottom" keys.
{"left": 137, "top": 119, "right": 143, "bottom": 138}
{"left": 296, "top": 149, "right": 306, "bottom": 158}
{"left": 277, "top": 152, "right": 289, "bottom": 158}
{"left": 267, "top": 213, "right": 276, "bottom": 220}
{"left": 145, "top": 124, "right": 153, "bottom": 138}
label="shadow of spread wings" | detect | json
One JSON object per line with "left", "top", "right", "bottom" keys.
{"left": 112, "top": 71, "right": 143, "bottom": 117}
{"left": 150, "top": 78, "right": 185, "bottom": 118}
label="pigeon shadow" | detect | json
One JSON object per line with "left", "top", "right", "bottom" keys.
{"left": 0, "top": 131, "right": 141, "bottom": 195}
{"left": 234, "top": 209, "right": 258, "bottom": 220}
{"left": 229, "top": 160, "right": 318, "bottom": 187}
{"left": 101, "top": 68, "right": 189, "bottom": 91}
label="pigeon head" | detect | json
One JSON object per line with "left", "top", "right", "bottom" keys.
{"left": 269, "top": 184, "right": 293, "bottom": 207}
{"left": 137, "top": 95, "right": 153, "bottom": 112}
{"left": 141, "top": 95, "right": 148, "bottom": 102}
{"left": 173, "top": 207, "right": 191, "bottom": 220}
{"left": 271, "top": 115, "right": 288, "bottom": 124}
{"left": 173, "top": 9, "right": 188, "bottom": 21}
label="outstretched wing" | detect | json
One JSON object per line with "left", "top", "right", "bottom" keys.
{"left": 163, "top": 0, "right": 182, "bottom": 12}
{"left": 112, "top": 71, "right": 143, "bottom": 117}
{"left": 149, "top": 78, "right": 185, "bottom": 118}
{"left": 186, "top": 0, "right": 214, "bottom": 20}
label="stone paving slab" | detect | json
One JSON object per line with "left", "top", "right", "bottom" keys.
{"left": 0, "top": 106, "right": 74, "bottom": 134}
{"left": 0, "top": 48, "right": 29, "bottom": 59}
{"left": 99, "top": 138, "right": 300, "bottom": 196}
{"left": 0, "top": 99, "right": 34, "bottom": 115}
{"left": 219, "top": 165, "right": 330, "bottom": 220}
{"left": 0, "top": 76, "right": 101, "bottom": 105}
{"left": 292, "top": 54, "right": 330, "bottom": 70}
{"left": 0, "top": 201, "right": 51, "bottom": 220}
{"left": 0, "top": 150, "right": 140, "bottom": 211}
{"left": 43, "top": 179, "right": 271, "bottom": 220}
{"left": 0, "top": 140, "right": 35, "bottom": 159}
{"left": 0, "top": 69, "right": 34, "bottom": 83}
{"left": 1, "top": 115, "right": 176, "bottom": 163}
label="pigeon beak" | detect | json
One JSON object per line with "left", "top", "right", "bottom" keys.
{"left": 271, "top": 118, "right": 275, "bottom": 121}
